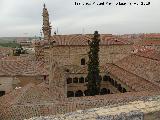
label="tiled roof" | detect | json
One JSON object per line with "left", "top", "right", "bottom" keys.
{"left": 142, "top": 33, "right": 160, "bottom": 38}
{"left": 105, "top": 63, "right": 160, "bottom": 92}
{"left": 35, "top": 34, "right": 132, "bottom": 46}
{"left": 139, "top": 39, "right": 160, "bottom": 45}
{"left": 0, "top": 47, "right": 13, "bottom": 57}
{"left": 0, "top": 47, "right": 13, "bottom": 52}
{"left": 0, "top": 60, "right": 48, "bottom": 76}
{"left": 115, "top": 53, "right": 160, "bottom": 86}
{"left": 0, "top": 83, "right": 57, "bottom": 119}
{"left": 136, "top": 49, "right": 160, "bottom": 61}
{"left": 133, "top": 45, "right": 152, "bottom": 52}
{"left": 1, "top": 82, "right": 160, "bottom": 119}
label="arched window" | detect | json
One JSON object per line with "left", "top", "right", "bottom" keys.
{"left": 75, "top": 90, "right": 83, "bottom": 97}
{"left": 107, "top": 89, "right": 110, "bottom": 94}
{"left": 100, "top": 88, "right": 108, "bottom": 95}
{"left": 108, "top": 77, "right": 112, "bottom": 82}
{"left": 79, "top": 77, "right": 84, "bottom": 83}
{"left": 103, "top": 75, "right": 109, "bottom": 81}
{"left": 99, "top": 76, "right": 102, "bottom": 81}
{"left": 67, "top": 91, "right": 74, "bottom": 97}
{"left": 81, "top": 58, "right": 85, "bottom": 65}
{"left": 84, "top": 90, "right": 89, "bottom": 96}
{"left": 122, "top": 88, "right": 127, "bottom": 93}
{"left": 111, "top": 79, "right": 114, "bottom": 85}
{"left": 118, "top": 84, "right": 122, "bottom": 92}
{"left": 0, "top": 91, "right": 5, "bottom": 97}
{"left": 73, "top": 77, "right": 78, "bottom": 83}
{"left": 114, "top": 81, "right": 118, "bottom": 87}
{"left": 44, "top": 75, "right": 46, "bottom": 80}
{"left": 85, "top": 77, "right": 88, "bottom": 82}
{"left": 67, "top": 78, "right": 72, "bottom": 84}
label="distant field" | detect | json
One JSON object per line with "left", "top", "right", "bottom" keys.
{"left": 0, "top": 37, "right": 34, "bottom": 43}
{"left": 0, "top": 37, "right": 34, "bottom": 48}
{"left": 0, "top": 42, "right": 20, "bottom": 48}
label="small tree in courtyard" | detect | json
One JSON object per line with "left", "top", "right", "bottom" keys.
{"left": 87, "top": 31, "right": 101, "bottom": 96}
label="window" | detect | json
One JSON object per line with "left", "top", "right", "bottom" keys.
{"left": 67, "top": 78, "right": 72, "bottom": 84}
{"left": 67, "top": 91, "right": 74, "bottom": 97}
{"left": 81, "top": 58, "right": 85, "bottom": 65}
{"left": 84, "top": 90, "right": 89, "bottom": 96}
{"left": 103, "top": 75, "right": 109, "bottom": 81}
{"left": 100, "top": 88, "right": 107, "bottom": 95}
{"left": 0, "top": 91, "right": 5, "bottom": 97}
{"left": 85, "top": 77, "right": 88, "bottom": 82}
{"left": 79, "top": 77, "right": 84, "bottom": 83}
{"left": 73, "top": 77, "right": 78, "bottom": 83}
{"left": 75, "top": 90, "right": 83, "bottom": 97}
{"left": 122, "top": 88, "right": 127, "bottom": 93}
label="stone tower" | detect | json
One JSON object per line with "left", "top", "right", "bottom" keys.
{"left": 42, "top": 4, "right": 52, "bottom": 42}
{"left": 35, "top": 4, "right": 52, "bottom": 61}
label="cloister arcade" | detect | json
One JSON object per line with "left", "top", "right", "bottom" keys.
{"left": 67, "top": 75, "right": 127, "bottom": 97}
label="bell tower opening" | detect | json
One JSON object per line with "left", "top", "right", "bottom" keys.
{"left": 81, "top": 58, "right": 85, "bottom": 65}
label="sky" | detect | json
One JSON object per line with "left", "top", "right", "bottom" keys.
{"left": 0, "top": 0, "right": 160, "bottom": 37}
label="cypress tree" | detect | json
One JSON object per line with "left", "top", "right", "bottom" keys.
{"left": 87, "top": 31, "right": 101, "bottom": 96}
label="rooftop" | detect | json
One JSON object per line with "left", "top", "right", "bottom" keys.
{"left": 35, "top": 34, "right": 132, "bottom": 46}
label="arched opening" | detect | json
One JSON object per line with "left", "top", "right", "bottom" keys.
{"left": 79, "top": 77, "right": 84, "bottom": 83}
{"left": 73, "top": 77, "right": 78, "bottom": 83}
{"left": 103, "top": 75, "right": 109, "bottom": 81}
{"left": 67, "top": 78, "right": 72, "bottom": 84}
{"left": 44, "top": 75, "right": 46, "bottom": 80}
{"left": 100, "top": 88, "right": 108, "bottom": 95}
{"left": 108, "top": 77, "right": 112, "bottom": 82}
{"left": 75, "top": 90, "right": 83, "bottom": 97}
{"left": 122, "top": 88, "right": 127, "bottom": 93}
{"left": 67, "top": 91, "right": 74, "bottom": 97}
{"left": 65, "top": 69, "right": 70, "bottom": 72}
{"left": 84, "top": 90, "right": 89, "bottom": 96}
{"left": 99, "top": 76, "right": 102, "bottom": 81}
{"left": 118, "top": 84, "right": 122, "bottom": 92}
{"left": 114, "top": 81, "right": 118, "bottom": 87}
{"left": 107, "top": 89, "right": 110, "bottom": 94}
{"left": 85, "top": 77, "right": 88, "bottom": 82}
{"left": 81, "top": 58, "right": 85, "bottom": 65}
{"left": 0, "top": 91, "right": 5, "bottom": 97}
{"left": 111, "top": 79, "right": 114, "bottom": 85}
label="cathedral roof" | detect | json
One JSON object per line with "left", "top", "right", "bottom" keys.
{"left": 34, "top": 34, "right": 132, "bottom": 46}
{"left": 51, "top": 34, "right": 131, "bottom": 46}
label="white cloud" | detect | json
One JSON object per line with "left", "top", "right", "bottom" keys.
{"left": 0, "top": 0, "right": 160, "bottom": 36}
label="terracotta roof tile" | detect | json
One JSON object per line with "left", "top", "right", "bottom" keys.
{"left": 105, "top": 63, "right": 160, "bottom": 92}
{"left": 0, "top": 60, "right": 48, "bottom": 76}
{"left": 115, "top": 53, "right": 160, "bottom": 86}
{"left": 35, "top": 34, "right": 132, "bottom": 46}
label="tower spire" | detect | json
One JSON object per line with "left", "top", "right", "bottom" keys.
{"left": 42, "top": 4, "right": 52, "bottom": 42}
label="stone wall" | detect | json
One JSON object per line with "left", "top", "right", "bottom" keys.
{"left": 49, "top": 62, "right": 67, "bottom": 99}
{"left": 48, "top": 44, "right": 133, "bottom": 67}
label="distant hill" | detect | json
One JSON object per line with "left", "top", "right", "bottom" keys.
{"left": 0, "top": 37, "right": 34, "bottom": 43}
